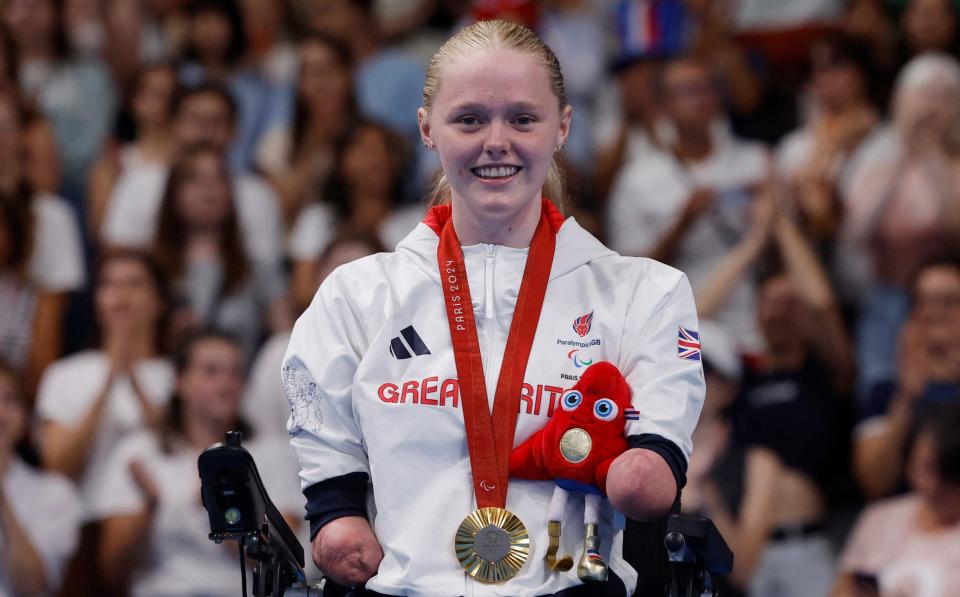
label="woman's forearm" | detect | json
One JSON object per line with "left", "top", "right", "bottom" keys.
{"left": 853, "top": 410, "right": 912, "bottom": 499}
{"left": 99, "top": 509, "right": 155, "bottom": 590}
{"left": 41, "top": 374, "right": 113, "bottom": 479}
{"left": 0, "top": 488, "right": 49, "bottom": 595}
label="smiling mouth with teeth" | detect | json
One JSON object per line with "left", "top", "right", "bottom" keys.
{"left": 472, "top": 165, "right": 521, "bottom": 179}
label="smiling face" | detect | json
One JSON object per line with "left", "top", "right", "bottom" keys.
{"left": 419, "top": 47, "right": 570, "bottom": 241}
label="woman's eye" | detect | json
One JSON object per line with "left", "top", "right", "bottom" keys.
{"left": 593, "top": 398, "right": 618, "bottom": 422}
{"left": 561, "top": 390, "right": 582, "bottom": 411}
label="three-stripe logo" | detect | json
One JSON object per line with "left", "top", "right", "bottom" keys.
{"left": 389, "top": 325, "right": 432, "bottom": 359}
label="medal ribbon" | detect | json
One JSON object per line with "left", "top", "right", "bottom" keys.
{"left": 437, "top": 200, "right": 558, "bottom": 510}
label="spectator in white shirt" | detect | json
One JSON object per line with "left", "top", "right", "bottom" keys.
{"left": 36, "top": 248, "right": 174, "bottom": 519}
{"left": 607, "top": 55, "right": 770, "bottom": 353}
{"left": 96, "top": 329, "right": 303, "bottom": 597}
{"left": 100, "top": 82, "right": 284, "bottom": 272}
{"left": 0, "top": 360, "right": 81, "bottom": 596}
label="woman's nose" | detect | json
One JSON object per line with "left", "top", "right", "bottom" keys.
{"left": 483, "top": 122, "right": 509, "bottom": 156}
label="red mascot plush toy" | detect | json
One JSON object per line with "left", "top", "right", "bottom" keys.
{"left": 510, "top": 361, "right": 636, "bottom": 582}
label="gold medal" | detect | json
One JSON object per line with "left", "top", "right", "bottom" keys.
{"left": 455, "top": 507, "right": 530, "bottom": 583}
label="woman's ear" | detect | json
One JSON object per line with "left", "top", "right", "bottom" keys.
{"left": 418, "top": 107, "right": 434, "bottom": 150}
{"left": 556, "top": 104, "right": 573, "bottom": 151}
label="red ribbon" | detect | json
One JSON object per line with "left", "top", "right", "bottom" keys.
{"left": 436, "top": 200, "right": 558, "bottom": 509}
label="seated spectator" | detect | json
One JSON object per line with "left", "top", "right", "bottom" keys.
{"left": 0, "top": 88, "right": 85, "bottom": 296}
{"left": 22, "top": 104, "right": 61, "bottom": 196}
{"left": 177, "top": 0, "right": 281, "bottom": 173}
{"left": 95, "top": 329, "right": 303, "bottom": 596}
{"left": 693, "top": 196, "right": 851, "bottom": 596}
{"left": 606, "top": 55, "right": 770, "bottom": 352}
{"left": 777, "top": 33, "right": 879, "bottom": 249}
{"left": 288, "top": 120, "right": 422, "bottom": 311}
{"left": 1, "top": 0, "right": 116, "bottom": 201}
{"left": 854, "top": 256, "right": 960, "bottom": 499}
{"left": 245, "top": 232, "right": 384, "bottom": 440}
{"left": 0, "top": 361, "right": 81, "bottom": 595}
{"left": 0, "top": 196, "right": 61, "bottom": 401}
{"left": 102, "top": 0, "right": 183, "bottom": 84}
{"left": 896, "top": 0, "right": 960, "bottom": 63}
{"left": 155, "top": 143, "right": 286, "bottom": 357}
{"left": 592, "top": 51, "right": 667, "bottom": 211}
{"left": 255, "top": 33, "right": 356, "bottom": 226}
{"left": 306, "top": 0, "right": 432, "bottom": 195}
{"left": 100, "top": 81, "right": 284, "bottom": 271}
{"left": 36, "top": 249, "right": 174, "bottom": 514}
{"left": 835, "top": 403, "right": 960, "bottom": 596}
{"left": 88, "top": 62, "right": 178, "bottom": 237}
{"left": 843, "top": 52, "right": 960, "bottom": 397}
{"left": 842, "top": 0, "right": 897, "bottom": 106}
{"left": 593, "top": 0, "right": 692, "bottom": 209}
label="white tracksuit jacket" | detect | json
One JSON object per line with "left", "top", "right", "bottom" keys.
{"left": 283, "top": 214, "right": 705, "bottom": 597}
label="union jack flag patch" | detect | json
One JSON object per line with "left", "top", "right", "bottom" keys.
{"left": 677, "top": 326, "right": 701, "bottom": 361}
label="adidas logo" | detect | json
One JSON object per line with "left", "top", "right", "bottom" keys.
{"left": 389, "top": 325, "right": 431, "bottom": 359}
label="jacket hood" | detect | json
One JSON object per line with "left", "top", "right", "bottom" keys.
{"left": 395, "top": 204, "right": 617, "bottom": 284}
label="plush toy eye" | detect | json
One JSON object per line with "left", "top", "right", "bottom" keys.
{"left": 593, "top": 398, "right": 618, "bottom": 421}
{"left": 561, "top": 390, "right": 582, "bottom": 411}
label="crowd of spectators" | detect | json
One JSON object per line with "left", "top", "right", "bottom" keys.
{"left": 0, "top": 0, "right": 958, "bottom": 596}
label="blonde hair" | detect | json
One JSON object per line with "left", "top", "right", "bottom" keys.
{"left": 422, "top": 19, "right": 567, "bottom": 208}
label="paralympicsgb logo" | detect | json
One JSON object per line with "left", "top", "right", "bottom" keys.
{"left": 572, "top": 311, "right": 594, "bottom": 337}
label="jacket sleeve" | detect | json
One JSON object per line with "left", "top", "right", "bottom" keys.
{"left": 283, "top": 271, "right": 371, "bottom": 538}
{"left": 618, "top": 263, "right": 705, "bottom": 491}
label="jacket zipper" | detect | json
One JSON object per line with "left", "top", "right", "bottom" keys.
{"left": 485, "top": 245, "right": 495, "bottom": 321}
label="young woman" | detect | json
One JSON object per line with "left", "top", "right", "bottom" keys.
{"left": 287, "top": 120, "right": 421, "bottom": 311}
{"left": 96, "top": 329, "right": 303, "bottom": 596}
{"left": 0, "top": 86, "right": 85, "bottom": 298}
{"left": 256, "top": 33, "right": 357, "bottom": 225}
{"left": 0, "top": 361, "right": 81, "bottom": 595}
{"left": 835, "top": 403, "right": 960, "bottom": 596}
{"left": 36, "top": 249, "right": 174, "bottom": 516}
{"left": 843, "top": 53, "right": 960, "bottom": 397}
{"left": 1, "top": 0, "right": 116, "bottom": 199}
{"left": 88, "top": 62, "right": 178, "bottom": 237}
{"left": 177, "top": 0, "right": 278, "bottom": 173}
{"left": 284, "top": 20, "right": 704, "bottom": 596}
{"left": 153, "top": 143, "right": 285, "bottom": 357}
{"left": 0, "top": 195, "right": 63, "bottom": 401}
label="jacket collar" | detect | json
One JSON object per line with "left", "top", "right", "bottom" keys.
{"left": 396, "top": 200, "right": 616, "bottom": 284}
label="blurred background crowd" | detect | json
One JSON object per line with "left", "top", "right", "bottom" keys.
{"left": 0, "top": 0, "right": 958, "bottom": 595}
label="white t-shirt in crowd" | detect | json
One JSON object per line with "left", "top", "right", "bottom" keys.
{"left": 100, "top": 145, "right": 169, "bottom": 248}
{"left": 35, "top": 351, "right": 174, "bottom": 520}
{"left": 840, "top": 494, "right": 960, "bottom": 597}
{"left": 243, "top": 331, "right": 291, "bottom": 440}
{"left": 0, "top": 458, "right": 82, "bottom": 596}
{"left": 29, "top": 193, "right": 86, "bottom": 293}
{"left": 287, "top": 202, "right": 425, "bottom": 262}
{"left": 100, "top": 150, "right": 283, "bottom": 268}
{"left": 607, "top": 122, "right": 769, "bottom": 352}
{"left": 92, "top": 430, "right": 305, "bottom": 597}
